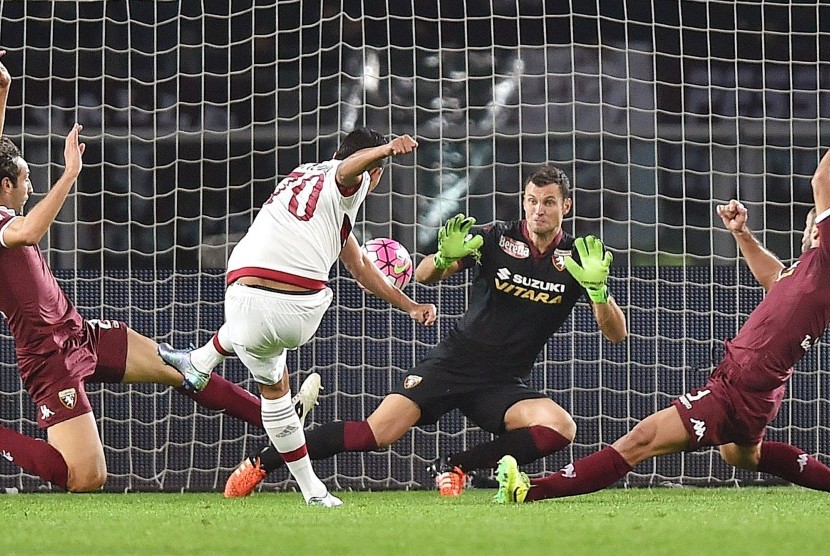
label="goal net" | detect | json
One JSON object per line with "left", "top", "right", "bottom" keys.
{"left": 0, "top": 1, "right": 827, "bottom": 492}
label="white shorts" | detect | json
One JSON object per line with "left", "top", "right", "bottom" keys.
{"left": 224, "top": 283, "right": 333, "bottom": 385}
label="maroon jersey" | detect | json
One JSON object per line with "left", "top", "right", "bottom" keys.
{"left": 725, "top": 214, "right": 830, "bottom": 391}
{"left": 0, "top": 206, "right": 85, "bottom": 374}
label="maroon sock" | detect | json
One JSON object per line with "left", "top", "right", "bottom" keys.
{"left": 757, "top": 441, "right": 830, "bottom": 491}
{"left": 176, "top": 373, "right": 262, "bottom": 428}
{"left": 0, "top": 425, "right": 69, "bottom": 489}
{"left": 449, "top": 426, "right": 571, "bottom": 471}
{"left": 527, "top": 446, "right": 632, "bottom": 501}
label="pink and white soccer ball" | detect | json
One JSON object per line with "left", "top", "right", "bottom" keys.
{"left": 361, "top": 237, "right": 413, "bottom": 289}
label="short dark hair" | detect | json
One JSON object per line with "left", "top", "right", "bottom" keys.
{"left": 0, "top": 136, "right": 22, "bottom": 184}
{"left": 333, "top": 127, "right": 389, "bottom": 168}
{"left": 525, "top": 164, "right": 571, "bottom": 199}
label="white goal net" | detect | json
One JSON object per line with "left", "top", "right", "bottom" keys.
{"left": 0, "top": 1, "right": 827, "bottom": 492}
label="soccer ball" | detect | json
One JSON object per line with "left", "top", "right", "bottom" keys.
{"left": 361, "top": 237, "right": 413, "bottom": 289}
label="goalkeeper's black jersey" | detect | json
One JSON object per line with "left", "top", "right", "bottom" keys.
{"left": 424, "top": 220, "right": 589, "bottom": 380}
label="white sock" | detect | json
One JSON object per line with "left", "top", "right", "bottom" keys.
{"left": 190, "top": 324, "right": 232, "bottom": 372}
{"left": 261, "top": 391, "right": 327, "bottom": 501}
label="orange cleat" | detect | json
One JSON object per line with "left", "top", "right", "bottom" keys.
{"left": 429, "top": 457, "right": 467, "bottom": 497}
{"left": 224, "top": 457, "right": 267, "bottom": 498}
{"left": 435, "top": 466, "right": 466, "bottom": 497}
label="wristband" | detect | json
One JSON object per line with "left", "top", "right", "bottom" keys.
{"left": 433, "top": 252, "right": 454, "bottom": 270}
{"left": 586, "top": 285, "right": 609, "bottom": 304}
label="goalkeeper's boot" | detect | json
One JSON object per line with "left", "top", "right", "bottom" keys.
{"left": 428, "top": 456, "right": 466, "bottom": 497}
{"left": 224, "top": 457, "right": 267, "bottom": 499}
{"left": 158, "top": 343, "right": 210, "bottom": 391}
{"left": 307, "top": 492, "right": 344, "bottom": 507}
{"left": 494, "top": 455, "right": 530, "bottom": 504}
{"left": 292, "top": 372, "right": 322, "bottom": 427}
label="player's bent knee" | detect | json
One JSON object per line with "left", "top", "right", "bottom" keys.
{"left": 66, "top": 468, "right": 107, "bottom": 492}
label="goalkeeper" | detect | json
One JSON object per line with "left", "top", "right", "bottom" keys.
{"left": 224, "top": 164, "right": 626, "bottom": 498}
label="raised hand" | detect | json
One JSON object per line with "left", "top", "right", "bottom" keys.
{"left": 63, "top": 123, "right": 86, "bottom": 179}
{"left": 716, "top": 199, "right": 748, "bottom": 233}
{"left": 433, "top": 213, "right": 484, "bottom": 270}
{"left": 387, "top": 134, "right": 418, "bottom": 156}
{"left": 564, "top": 235, "right": 613, "bottom": 303}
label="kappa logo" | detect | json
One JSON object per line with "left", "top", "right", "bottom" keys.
{"left": 561, "top": 463, "right": 577, "bottom": 478}
{"left": 690, "top": 418, "right": 707, "bottom": 442}
{"left": 39, "top": 404, "right": 55, "bottom": 421}
{"left": 403, "top": 375, "right": 422, "bottom": 389}
{"left": 58, "top": 388, "right": 78, "bottom": 409}
{"left": 797, "top": 453, "right": 808, "bottom": 473}
{"left": 1, "top": 450, "right": 12, "bottom": 462}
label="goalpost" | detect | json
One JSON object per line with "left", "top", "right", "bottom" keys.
{"left": 0, "top": 1, "right": 827, "bottom": 492}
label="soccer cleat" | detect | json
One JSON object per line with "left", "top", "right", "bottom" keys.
{"left": 307, "top": 492, "right": 343, "bottom": 507}
{"left": 292, "top": 372, "right": 322, "bottom": 426}
{"left": 428, "top": 456, "right": 466, "bottom": 497}
{"left": 158, "top": 343, "right": 211, "bottom": 392}
{"left": 224, "top": 457, "right": 267, "bottom": 498}
{"left": 494, "top": 455, "right": 530, "bottom": 504}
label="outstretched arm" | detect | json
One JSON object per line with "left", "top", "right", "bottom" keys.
{"left": 2, "top": 124, "right": 85, "bottom": 248}
{"left": 0, "top": 50, "right": 10, "bottom": 136}
{"left": 811, "top": 148, "right": 830, "bottom": 216}
{"left": 716, "top": 200, "right": 784, "bottom": 292}
{"left": 340, "top": 234, "right": 437, "bottom": 326}
{"left": 335, "top": 134, "right": 418, "bottom": 191}
{"left": 415, "top": 213, "right": 484, "bottom": 285}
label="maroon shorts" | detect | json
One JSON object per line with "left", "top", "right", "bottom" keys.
{"left": 18, "top": 319, "right": 129, "bottom": 429}
{"left": 672, "top": 359, "right": 786, "bottom": 449}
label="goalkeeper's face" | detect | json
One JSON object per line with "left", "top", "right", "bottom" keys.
{"left": 523, "top": 181, "right": 572, "bottom": 236}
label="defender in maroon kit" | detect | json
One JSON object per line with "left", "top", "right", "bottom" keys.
{"left": 496, "top": 149, "right": 830, "bottom": 503}
{"left": 0, "top": 55, "right": 262, "bottom": 493}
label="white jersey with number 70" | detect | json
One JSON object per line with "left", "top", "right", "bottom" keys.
{"left": 227, "top": 159, "right": 371, "bottom": 284}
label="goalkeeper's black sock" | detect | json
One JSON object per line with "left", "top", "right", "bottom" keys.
{"left": 448, "top": 426, "right": 570, "bottom": 471}
{"left": 254, "top": 421, "right": 378, "bottom": 473}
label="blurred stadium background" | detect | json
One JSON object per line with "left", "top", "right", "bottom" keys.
{"left": 0, "top": 0, "right": 828, "bottom": 492}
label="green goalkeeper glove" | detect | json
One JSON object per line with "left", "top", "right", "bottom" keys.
{"left": 563, "top": 235, "right": 613, "bottom": 303}
{"left": 433, "top": 213, "right": 484, "bottom": 270}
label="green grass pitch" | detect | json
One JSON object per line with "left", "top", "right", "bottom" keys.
{"left": 1, "top": 487, "right": 827, "bottom": 555}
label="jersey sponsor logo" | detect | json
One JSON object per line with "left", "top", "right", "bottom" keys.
{"left": 552, "top": 249, "right": 571, "bottom": 271}
{"left": 678, "top": 388, "right": 710, "bottom": 409}
{"left": 797, "top": 453, "right": 808, "bottom": 473}
{"left": 494, "top": 268, "right": 565, "bottom": 304}
{"left": 690, "top": 418, "right": 707, "bottom": 442}
{"left": 801, "top": 334, "right": 817, "bottom": 351}
{"left": 498, "top": 236, "right": 530, "bottom": 259}
{"left": 775, "top": 260, "right": 801, "bottom": 282}
{"left": 403, "top": 375, "right": 422, "bottom": 389}
{"left": 39, "top": 404, "right": 55, "bottom": 421}
{"left": 58, "top": 388, "right": 78, "bottom": 409}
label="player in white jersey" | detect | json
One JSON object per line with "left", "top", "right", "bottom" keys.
{"left": 161, "top": 128, "right": 437, "bottom": 505}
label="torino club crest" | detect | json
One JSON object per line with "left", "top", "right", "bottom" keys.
{"left": 552, "top": 249, "right": 571, "bottom": 271}
{"left": 58, "top": 388, "right": 77, "bottom": 409}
